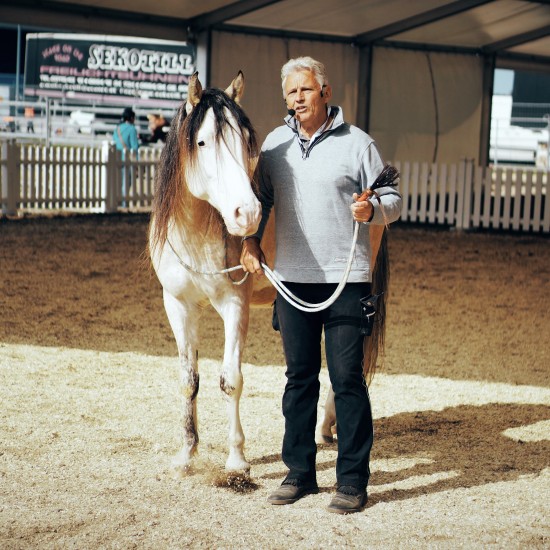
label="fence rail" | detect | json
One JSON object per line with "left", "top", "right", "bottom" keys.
{"left": 1, "top": 141, "right": 162, "bottom": 215}
{"left": 395, "top": 160, "right": 548, "bottom": 232}
{"left": 1, "top": 142, "right": 548, "bottom": 233}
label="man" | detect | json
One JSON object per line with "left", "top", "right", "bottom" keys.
{"left": 240, "top": 56, "right": 402, "bottom": 514}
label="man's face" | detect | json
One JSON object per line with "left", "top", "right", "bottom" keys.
{"left": 284, "top": 69, "right": 330, "bottom": 131}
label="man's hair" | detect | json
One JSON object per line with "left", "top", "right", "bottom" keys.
{"left": 280, "top": 56, "right": 328, "bottom": 97}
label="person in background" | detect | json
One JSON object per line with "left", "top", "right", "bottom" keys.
{"left": 240, "top": 56, "right": 402, "bottom": 514}
{"left": 144, "top": 112, "right": 170, "bottom": 144}
{"left": 113, "top": 107, "right": 139, "bottom": 206}
{"left": 25, "top": 107, "right": 35, "bottom": 133}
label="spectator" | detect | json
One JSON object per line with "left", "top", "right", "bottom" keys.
{"left": 145, "top": 112, "right": 170, "bottom": 144}
{"left": 112, "top": 107, "right": 139, "bottom": 206}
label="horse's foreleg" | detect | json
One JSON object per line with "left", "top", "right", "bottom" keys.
{"left": 315, "top": 385, "right": 337, "bottom": 444}
{"left": 164, "top": 291, "right": 200, "bottom": 476}
{"left": 216, "top": 297, "right": 250, "bottom": 473}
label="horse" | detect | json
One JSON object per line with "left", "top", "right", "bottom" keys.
{"left": 149, "top": 71, "right": 389, "bottom": 476}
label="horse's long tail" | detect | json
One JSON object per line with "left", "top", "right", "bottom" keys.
{"left": 363, "top": 229, "right": 389, "bottom": 384}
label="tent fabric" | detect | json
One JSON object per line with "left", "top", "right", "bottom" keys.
{"left": 210, "top": 31, "right": 483, "bottom": 164}
{"left": 210, "top": 31, "right": 360, "bottom": 143}
{"left": 370, "top": 48, "right": 483, "bottom": 164}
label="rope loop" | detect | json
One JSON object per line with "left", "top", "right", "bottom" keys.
{"left": 166, "top": 222, "right": 360, "bottom": 307}
{"left": 260, "top": 222, "right": 360, "bottom": 312}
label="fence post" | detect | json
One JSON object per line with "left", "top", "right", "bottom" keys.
{"left": 102, "top": 142, "right": 118, "bottom": 213}
{"left": 455, "top": 160, "right": 465, "bottom": 229}
{"left": 455, "top": 158, "right": 474, "bottom": 230}
{"left": 1, "top": 140, "right": 20, "bottom": 216}
{"left": 461, "top": 159, "right": 474, "bottom": 230}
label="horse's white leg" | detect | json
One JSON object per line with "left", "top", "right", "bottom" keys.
{"left": 315, "top": 385, "right": 337, "bottom": 444}
{"left": 214, "top": 295, "right": 250, "bottom": 473}
{"left": 163, "top": 291, "right": 200, "bottom": 476}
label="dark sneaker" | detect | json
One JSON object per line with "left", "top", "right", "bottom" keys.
{"left": 327, "top": 485, "right": 367, "bottom": 514}
{"left": 267, "top": 478, "right": 319, "bottom": 505}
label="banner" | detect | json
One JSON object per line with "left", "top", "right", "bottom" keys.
{"left": 24, "top": 33, "right": 196, "bottom": 106}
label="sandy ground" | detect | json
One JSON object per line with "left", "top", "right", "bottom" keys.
{"left": 1, "top": 214, "right": 549, "bottom": 549}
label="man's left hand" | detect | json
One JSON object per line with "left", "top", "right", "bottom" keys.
{"left": 351, "top": 193, "right": 374, "bottom": 223}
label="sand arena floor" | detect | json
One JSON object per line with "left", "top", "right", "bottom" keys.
{"left": 1, "top": 214, "right": 549, "bottom": 549}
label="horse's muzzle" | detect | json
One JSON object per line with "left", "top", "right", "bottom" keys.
{"left": 227, "top": 200, "right": 261, "bottom": 236}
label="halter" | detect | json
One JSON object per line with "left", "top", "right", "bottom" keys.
{"left": 166, "top": 237, "right": 250, "bottom": 286}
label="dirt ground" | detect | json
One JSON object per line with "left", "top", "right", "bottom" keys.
{"left": 1, "top": 214, "right": 549, "bottom": 549}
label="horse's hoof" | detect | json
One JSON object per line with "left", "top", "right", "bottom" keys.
{"left": 225, "top": 460, "right": 251, "bottom": 475}
{"left": 170, "top": 462, "right": 193, "bottom": 479}
{"left": 225, "top": 452, "right": 250, "bottom": 474}
{"left": 170, "top": 452, "right": 195, "bottom": 478}
{"left": 315, "top": 433, "right": 334, "bottom": 445}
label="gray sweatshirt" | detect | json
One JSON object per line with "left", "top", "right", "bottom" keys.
{"left": 254, "top": 106, "right": 402, "bottom": 283}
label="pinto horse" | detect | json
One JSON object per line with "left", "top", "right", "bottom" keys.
{"left": 149, "top": 71, "right": 389, "bottom": 476}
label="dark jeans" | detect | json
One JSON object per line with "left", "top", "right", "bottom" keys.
{"left": 275, "top": 282, "right": 374, "bottom": 491}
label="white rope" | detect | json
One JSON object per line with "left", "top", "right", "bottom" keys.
{"left": 167, "top": 238, "right": 250, "bottom": 285}
{"left": 259, "top": 222, "right": 360, "bottom": 312}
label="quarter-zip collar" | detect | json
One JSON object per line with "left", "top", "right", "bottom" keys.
{"left": 284, "top": 106, "right": 344, "bottom": 159}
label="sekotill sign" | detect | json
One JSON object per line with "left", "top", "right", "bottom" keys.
{"left": 24, "top": 33, "right": 196, "bottom": 107}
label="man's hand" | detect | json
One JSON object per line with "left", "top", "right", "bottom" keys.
{"left": 240, "top": 237, "right": 266, "bottom": 275}
{"left": 351, "top": 192, "right": 374, "bottom": 223}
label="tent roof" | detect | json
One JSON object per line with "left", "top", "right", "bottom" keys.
{"left": 1, "top": 0, "right": 550, "bottom": 65}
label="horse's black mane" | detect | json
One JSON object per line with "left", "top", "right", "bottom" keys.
{"left": 184, "top": 87, "right": 257, "bottom": 160}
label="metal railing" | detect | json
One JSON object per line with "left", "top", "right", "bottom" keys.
{"left": 490, "top": 101, "right": 550, "bottom": 169}
{"left": 0, "top": 97, "right": 177, "bottom": 147}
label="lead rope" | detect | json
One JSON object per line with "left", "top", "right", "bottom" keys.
{"left": 166, "top": 238, "right": 250, "bottom": 286}
{"left": 260, "top": 222, "right": 360, "bottom": 312}
{"left": 167, "top": 166, "right": 395, "bottom": 310}
{"left": 258, "top": 186, "right": 391, "bottom": 312}
{"left": 166, "top": 221, "right": 360, "bottom": 309}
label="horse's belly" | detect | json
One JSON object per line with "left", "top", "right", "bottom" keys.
{"left": 250, "top": 276, "right": 276, "bottom": 307}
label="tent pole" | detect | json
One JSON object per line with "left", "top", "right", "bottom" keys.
{"left": 357, "top": 44, "right": 373, "bottom": 132}
{"left": 479, "top": 53, "right": 495, "bottom": 167}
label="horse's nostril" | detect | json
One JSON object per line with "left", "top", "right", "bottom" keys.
{"left": 235, "top": 205, "right": 259, "bottom": 229}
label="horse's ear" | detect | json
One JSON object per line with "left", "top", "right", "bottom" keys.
{"left": 225, "top": 71, "right": 245, "bottom": 104}
{"left": 186, "top": 72, "right": 203, "bottom": 114}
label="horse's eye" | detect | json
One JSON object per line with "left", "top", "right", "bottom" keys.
{"left": 198, "top": 140, "right": 206, "bottom": 147}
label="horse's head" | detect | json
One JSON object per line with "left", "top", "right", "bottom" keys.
{"left": 180, "top": 71, "right": 261, "bottom": 237}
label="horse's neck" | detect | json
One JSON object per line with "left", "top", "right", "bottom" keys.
{"left": 169, "top": 191, "right": 229, "bottom": 259}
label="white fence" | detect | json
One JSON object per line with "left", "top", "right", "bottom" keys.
{"left": 395, "top": 160, "right": 548, "bottom": 233}
{"left": 1, "top": 141, "right": 162, "bottom": 214}
{"left": 1, "top": 142, "right": 548, "bottom": 233}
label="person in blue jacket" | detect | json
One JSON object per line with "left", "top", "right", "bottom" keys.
{"left": 113, "top": 107, "right": 139, "bottom": 205}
